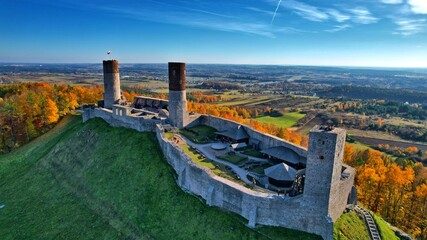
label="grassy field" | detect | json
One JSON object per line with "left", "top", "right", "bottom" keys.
{"left": 333, "top": 211, "right": 370, "bottom": 240}
{"left": 385, "top": 117, "right": 427, "bottom": 128}
{"left": 347, "top": 129, "right": 414, "bottom": 142}
{"left": 216, "top": 91, "right": 283, "bottom": 107}
{"left": 0, "top": 115, "right": 321, "bottom": 240}
{"left": 180, "top": 144, "right": 221, "bottom": 174}
{"left": 249, "top": 165, "right": 271, "bottom": 175}
{"left": 371, "top": 213, "right": 400, "bottom": 240}
{"left": 218, "top": 96, "right": 274, "bottom": 106}
{"left": 241, "top": 149, "right": 265, "bottom": 158}
{"left": 347, "top": 140, "right": 372, "bottom": 151}
{"left": 296, "top": 115, "right": 322, "bottom": 135}
{"left": 180, "top": 125, "right": 217, "bottom": 144}
{"left": 217, "top": 153, "right": 248, "bottom": 165}
{"left": 352, "top": 135, "right": 427, "bottom": 152}
{"left": 254, "top": 112, "right": 306, "bottom": 129}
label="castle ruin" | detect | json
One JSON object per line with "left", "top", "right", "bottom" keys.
{"left": 82, "top": 60, "right": 356, "bottom": 240}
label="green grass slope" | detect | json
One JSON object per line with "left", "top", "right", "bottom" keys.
{"left": 372, "top": 213, "right": 400, "bottom": 240}
{"left": 0, "top": 116, "right": 320, "bottom": 240}
{"left": 333, "top": 211, "right": 370, "bottom": 240}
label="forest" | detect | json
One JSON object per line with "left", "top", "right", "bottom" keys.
{"left": 343, "top": 100, "right": 427, "bottom": 120}
{"left": 318, "top": 86, "right": 427, "bottom": 104}
{"left": 324, "top": 101, "right": 427, "bottom": 143}
{"left": 195, "top": 81, "right": 245, "bottom": 91}
{"left": 344, "top": 146, "right": 427, "bottom": 239}
{"left": 0, "top": 83, "right": 103, "bottom": 153}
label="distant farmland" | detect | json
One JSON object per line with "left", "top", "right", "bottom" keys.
{"left": 254, "top": 112, "right": 306, "bottom": 128}
{"left": 353, "top": 136, "right": 427, "bottom": 152}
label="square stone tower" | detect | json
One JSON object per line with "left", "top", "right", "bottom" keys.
{"left": 103, "top": 60, "right": 121, "bottom": 109}
{"left": 304, "top": 125, "right": 347, "bottom": 221}
{"left": 168, "top": 62, "right": 188, "bottom": 128}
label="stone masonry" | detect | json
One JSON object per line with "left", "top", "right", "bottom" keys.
{"left": 168, "top": 62, "right": 188, "bottom": 128}
{"left": 103, "top": 60, "right": 121, "bottom": 109}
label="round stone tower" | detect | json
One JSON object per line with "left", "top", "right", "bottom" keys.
{"left": 103, "top": 60, "right": 121, "bottom": 109}
{"left": 168, "top": 62, "right": 188, "bottom": 128}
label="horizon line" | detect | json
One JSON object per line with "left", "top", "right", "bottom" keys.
{"left": 1, "top": 62, "right": 427, "bottom": 70}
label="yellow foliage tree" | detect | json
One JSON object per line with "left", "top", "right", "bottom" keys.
{"left": 43, "top": 98, "right": 59, "bottom": 125}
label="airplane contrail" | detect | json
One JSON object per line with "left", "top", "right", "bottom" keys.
{"left": 271, "top": 0, "right": 283, "bottom": 25}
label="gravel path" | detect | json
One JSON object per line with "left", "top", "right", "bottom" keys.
{"left": 177, "top": 135, "right": 253, "bottom": 185}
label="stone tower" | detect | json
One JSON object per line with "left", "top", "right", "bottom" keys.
{"left": 304, "top": 125, "right": 346, "bottom": 220}
{"left": 103, "top": 60, "right": 121, "bottom": 109}
{"left": 168, "top": 62, "right": 188, "bottom": 128}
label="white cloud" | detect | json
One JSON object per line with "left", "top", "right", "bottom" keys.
{"left": 268, "top": 0, "right": 379, "bottom": 28}
{"left": 350, "top": 8, "right": 379, "bottom": 24}
{"left": 326, "top": 9, "right": 350, "bottom": 22}
{"left": 191, "top": 22, "right": 277, "bottom": 38}
{"left": 282, "top": 0, "right": 329, "bottom": 22}
{"left": 393, "top": 18, "right": 426, "bottom": 35}
{"left": 380, "top": 0, "right": 403, "bottom": 4}
{"left": 246, "top": 7, "right": 274, "bottom": 16}
{"left": 325, "top": 24, "right": 351, "bottom": 32}
{"left": 408, "top": 0, "right": 427, "bottom": 14}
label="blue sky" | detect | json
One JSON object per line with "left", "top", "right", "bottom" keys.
{"left": 1, "top": 0, "right": 427, "bottom": 67}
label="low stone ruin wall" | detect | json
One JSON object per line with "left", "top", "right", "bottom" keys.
{"left": 82, "top": 107, "right": 162, "bottom": 132}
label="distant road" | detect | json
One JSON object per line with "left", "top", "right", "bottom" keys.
{"left": 353, "top": 136, "right": 427, "bottom": 152}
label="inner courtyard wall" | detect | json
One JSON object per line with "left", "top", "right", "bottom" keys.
{"left": 155, "top": 124, "right": 334, "bottom": 239}
{"left": 193, "top": 115, "right": 308, "bottom": 158}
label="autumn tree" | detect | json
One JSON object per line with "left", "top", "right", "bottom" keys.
{"left": 43, "top": 98, "right": 59, "bottom": 125}
{"left": 0, "top": 82, "right": 106, "bottom": 153}
{"left": 377, "top": 117, "right": 383, "bottom": 127}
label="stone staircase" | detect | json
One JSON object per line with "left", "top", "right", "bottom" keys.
{"left": 355, "top": 205, "right": 382, "bottom": 240}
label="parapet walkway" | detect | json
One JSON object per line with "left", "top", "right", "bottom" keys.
{"left": 178, "top": 135, "right": 252, "bottom": 184}
{"left": 355, "top": 205, "right": 382, "bottom": 240}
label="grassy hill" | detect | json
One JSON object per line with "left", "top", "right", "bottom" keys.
{"left": 254, "top": 112, "right": 306, "bottom": 128}
{"left": 0, "top": 115, "right": 321, "bottom": 240}
{"left": 333, "top": 211, "right": 370, "bottom": 240}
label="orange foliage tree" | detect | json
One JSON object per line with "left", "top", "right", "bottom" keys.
{"left": 187, "top": 101, "right": 308, "bottom": 147}
{"left": 345, "top": 148, "right": 426, "bottom": 238}
{"left": 0, "top": 82, "right": 104, "bottom": 152}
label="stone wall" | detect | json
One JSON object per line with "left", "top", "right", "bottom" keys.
{"left": 83, "top": 107, "right": 162, "bottom": 132}
{"left": 194, "top": 115, "right": 307, "bottom": 159}
{"left": 155, "top": 124, "right": 333, "bottom": 240}
{"left": 133, "top": 96, "right": 169, "bottom": 109}
{"left": 329, "top": 165, "right": 355, "bottom": 220}
{"left": 169, "top": 90, "right": 188, "bottom": 128}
